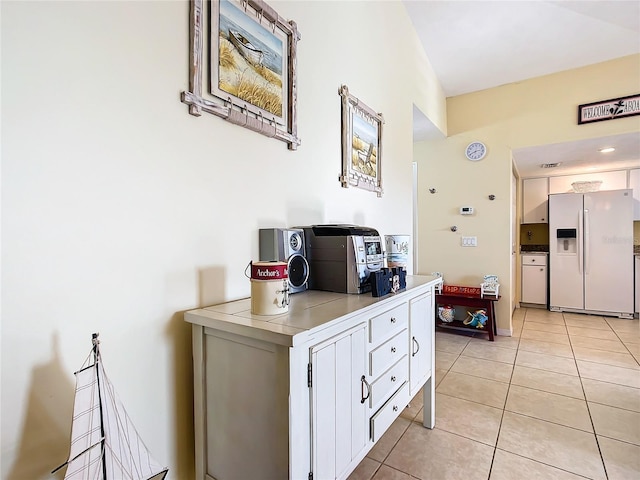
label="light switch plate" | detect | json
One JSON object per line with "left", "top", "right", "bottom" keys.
{"left": 461, "top": 236, "right": 477, "bottom": 247}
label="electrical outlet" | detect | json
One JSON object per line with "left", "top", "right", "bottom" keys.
{"left": 461, "top": 236, "right": 477, "bottom": 247}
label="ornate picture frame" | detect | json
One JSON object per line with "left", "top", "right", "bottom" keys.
{"left": 181, "top": 0, "right": 301, "bottom": 150}
{"left": 339, "top": 85, "right": 384, "bottom": 196}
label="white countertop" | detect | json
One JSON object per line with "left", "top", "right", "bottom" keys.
{"left": 185, "top": 275, "right": 442, "bottom": 347}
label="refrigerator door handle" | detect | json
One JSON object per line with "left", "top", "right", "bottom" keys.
{"left": 578, "top": 209, "right": 583, "bottom": 275}
{"left": 584, "top": 208, "right": 590, "bottom": 275}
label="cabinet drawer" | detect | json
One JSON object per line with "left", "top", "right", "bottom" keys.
{"left": 369, "top": 329, "right": 408, "bottom": 378}
{"left": 369, "top": 302, "right": 408, "bottom": 345}
{"left": 522, "top": 254, "right": 547, "bottom": 266}
{"left": 370, "top": 381, "right": 409, "bottom": 442}
{"left": 369, "top": 355, "right": 408, "bottom": 410}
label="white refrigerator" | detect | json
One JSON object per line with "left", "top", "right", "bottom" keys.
{"left": 549, "top": 189, "right": 634, "bottom": 318}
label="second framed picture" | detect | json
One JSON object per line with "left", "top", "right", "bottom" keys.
{"left": 339, "top": 85, "right": 384, "bottom": 197}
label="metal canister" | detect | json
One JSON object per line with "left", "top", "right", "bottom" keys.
{"left": 248, "top": 261, "right": 290, "bottom": 315}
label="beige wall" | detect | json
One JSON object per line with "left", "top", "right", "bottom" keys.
{"left": 0, "top": 1, "right": 445, "bottom": 478}
{"left": 415, "top": 55, "right": 640, "bottom": 334}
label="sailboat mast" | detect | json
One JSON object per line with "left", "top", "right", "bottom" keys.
{"left": 92, "top": 333, "right": 108, "bottom": 480}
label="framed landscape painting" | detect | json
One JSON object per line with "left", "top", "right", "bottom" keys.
{"left": 339, "top": 85, "right": 384, "bottom": 196}
{"left": 212, "top": 0, "right": 287, "bottom": 125}
{"left": 180, "top": 0, "right": 301, "bottom": 149}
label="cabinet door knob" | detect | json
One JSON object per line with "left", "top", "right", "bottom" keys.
{"left": 393, "top": 405, "right": 398, "bottom": 412}
{"left": 390, "top": 317, "right": 397, "bottom": 324}
{"left": 391, "top": 375, "right": 396, "bottom": 382}
{"left": 391, "top": 346, "right": 396, "bottom": 353}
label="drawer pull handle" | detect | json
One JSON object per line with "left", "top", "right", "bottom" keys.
{"left": 412, "top": 336, "right": 420, "bottom": 357}
{"left": 393, "top": 405, "right": 398, "bottom": 412}
{"left": 360, "top": 375, "right": 371, "bottom": 404}
{"left": 390, "top": 317, "right": 397, "bottom": 324}
{"left": 391, "top": 375, "right": 396, "bottom": 382}
{"left": 391, "top": 346, "right": 397, "bottom": 353}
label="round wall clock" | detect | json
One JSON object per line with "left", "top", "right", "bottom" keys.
{"left": 465, "top": 141, "right": 487, "bottom": 161}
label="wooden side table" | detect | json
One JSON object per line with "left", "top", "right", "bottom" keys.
{"left": 435, "top": 293, "right": 500, "bottom": 341}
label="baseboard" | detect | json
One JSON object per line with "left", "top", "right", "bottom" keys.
{"left": 496, "top": 328, "right": 512, "bottom": 337}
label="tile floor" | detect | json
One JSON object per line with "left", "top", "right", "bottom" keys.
{"left": 348, "top": 308, "right": 640, "bottom": 480}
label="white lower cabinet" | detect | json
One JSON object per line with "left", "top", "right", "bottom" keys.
{"left": 185, "top": 275, "right": 441, "bottom": 480}
{"left": 521, "top": 254, "right": 547, "bottom": 306}
{"left": 311, "top": 323, "right": 368, "bottom": 480}
{"left": 408, "top": 292, "right": 433, "bottom": 398}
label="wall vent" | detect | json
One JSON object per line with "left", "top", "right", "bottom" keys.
{"left": 540, "top": 162, "right": 561, "bottom": 168}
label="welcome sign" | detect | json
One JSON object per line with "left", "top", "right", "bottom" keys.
{"left": 578, "top": 93, "right": 640, "bottom": 124}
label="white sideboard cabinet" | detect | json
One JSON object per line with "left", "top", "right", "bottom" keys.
{"left": 185, "top": 275, "right": 441, "bottom": 480}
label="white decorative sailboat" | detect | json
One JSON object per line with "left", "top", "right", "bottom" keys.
{"left": 53, "top": 334, "right": 168, "bottom": 480}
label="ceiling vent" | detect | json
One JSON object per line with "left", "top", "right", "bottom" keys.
{"left": 540, "top": 162, "right": 561, "bottom": 168}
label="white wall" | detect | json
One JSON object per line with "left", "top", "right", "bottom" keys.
{"left": 1, "top": 1, "right": 444, "bottom": 477}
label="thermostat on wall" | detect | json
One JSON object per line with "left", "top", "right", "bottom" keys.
{"left": 460, "top": 206, "right": 474, "bottom": 215}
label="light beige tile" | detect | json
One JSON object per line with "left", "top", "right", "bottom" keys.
{"left": 490, "top": 449, "right": 587, "bottom": 480}
{"left": 617, "top": 331, "right": 640, "bottom": 344}
{"left": 582, "top": 378, "right": 640, "bottom": 412}
{"left": 348, "top": 457, "right": 380, "bottom": 480}
{"left": 512, "top": 309, "right": 525, "bottom": 321}
{"left": 371, "top": 465, "right": 412, "bottom": 480}
{"left": 435, "top": 392, "right": 503, "bottom": 445}
{"left": 385, "top": 424, "right": 494, "bottom": 480}
{"left": 598, "top": 436, "right": 640, "bottom": 480}
{"left": 520, "top": 329, "right": 570, "bottom": 345}
{"left": 436, "top": 333, "right": 470, "bottom": 355}
{"left": 577, "top": 360, "right": 640, "bottom": 389}
{"left": 451, "top": 355, "right": 513, "bottom": 383}
{"left": 518, "top": 338, "right": 574, "bottom": 358}
{"left": 569, "top": 335, "right": 628, "bottom": 354}
{"left": 511, "top": 365, "right": 584, "bottom": 399}
{"left": 400, "top": 390, "right": 424, "bottom": 421}
{"left": 563, "top": 312, "right": 602, "bottom": 321}
{"left": 435, "top": 351, "right": 459, "bottom": 371}
{"left": 626, "top": 343, "right": 640, "bottom": 365}
{"left": 573, "top": 346, "right": 640, "bottom": 369}
{"left": 471, "top": 334, "right": 520, "bottom": 349}
{"left": 435, "top": 368, "right": 448, "bottom": 388}
{"left": 367, "top": 415, "right": 411, "bottom": 462}
{"left": 567, "top": 326, "right": 619, "bottom": 341}
{"left": 436, "top": 371, "right": 509, "bottom": 409}
{"left": 589, "top": 402, "right": 640, "bottom": 445}
{"left": 461, "top": 342, "right": 517, "bottom": 364}
{"left": 524, "top": 316, "right": 565, "bottom": 326}
{"left": 605, "top": 318, "right": 640, "bottom": 334}
{"left": 511, "top": 324, "right": 523, "bottom": 338}
{"left": 516, "top": 350, "right": 578, "bottom": 376}
{"left": 505, "top": 385, "right": 592, "bottom": 432}
{"left": 497, "top": 412, "right": 606, "bottom": 479}
{"left": 626, "top": 342, "right": 640, "bottom": 356}
{"left": 523, "top": 321, "right": 568, "bottom": 334}
{"left": 564, "top": 316, "right": 611, "bottom": 330}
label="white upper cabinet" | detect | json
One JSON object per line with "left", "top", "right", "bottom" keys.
{"left": 522, "top": 177, "right": 549, "bottom": 223}
{"left": 548, "top": 170, "right": 627, "bottom": 194}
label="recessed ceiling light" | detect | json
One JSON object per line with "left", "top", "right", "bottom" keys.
{"left": 599, "top": 147, "right": 615, "bottom": 153}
